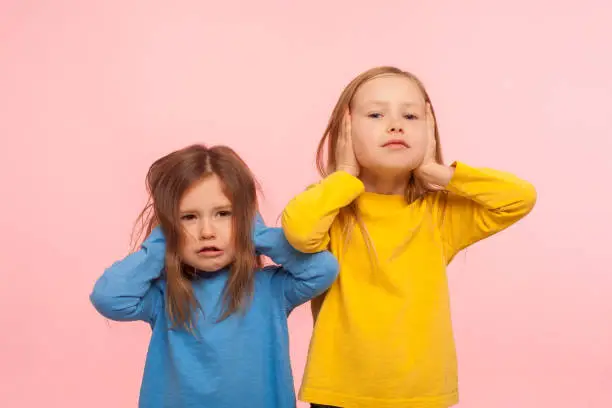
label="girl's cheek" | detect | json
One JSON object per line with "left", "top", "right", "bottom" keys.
{"left": 181, "top": 228, "right": 197, "bottom": 245}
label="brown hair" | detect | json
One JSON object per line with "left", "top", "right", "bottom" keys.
{"left": 316, "top": 66, "right": 447, "bottom": 267}
{"left": 132, "top": 144, "right": 261, "bottom": 331}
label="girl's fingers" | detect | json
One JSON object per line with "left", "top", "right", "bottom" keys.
{"left": 426, "top": 103, "right": 435, "bottom": 134}
{"left": 346, "top": 111, "right": 351, "bottom": 138}
{"left": 342, "top": 110, "right": 350, "bottom": 141}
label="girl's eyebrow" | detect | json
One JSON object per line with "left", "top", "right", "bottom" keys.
{"left": 179, "top": 204, "right": 232, "bottom": 214}
{"left": 364, "top": 100, "right": 420, "bottom": 107}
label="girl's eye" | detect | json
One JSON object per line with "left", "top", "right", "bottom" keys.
{"left": 368, "top": 113, "right": 383, "bottom": 119}
{"left": 404, "top": 114, "right": 418, "bottom": 120}
{"left": 218, "top": 210, "right": 232, "bottom": 217}
{"left": 180, "top": 214, "right": 196, "bottom": 221}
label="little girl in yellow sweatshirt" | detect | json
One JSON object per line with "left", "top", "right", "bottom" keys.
{"left": 281, "top": 66, "right": 537, "bottom": 408}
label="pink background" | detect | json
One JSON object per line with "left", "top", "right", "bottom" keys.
{"left": 1, "top": 1, "right": 611, "bottom": 407}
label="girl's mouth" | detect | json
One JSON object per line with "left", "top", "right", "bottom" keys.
{"left": 382, "top": 139, "right": 409, "bottom": 148}
{"left": 197, "top": 246, "right": 224, "bottom": 257}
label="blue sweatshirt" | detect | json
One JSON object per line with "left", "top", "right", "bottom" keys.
{"left": 90, "top": 220, "right": 338, "bottom": 408}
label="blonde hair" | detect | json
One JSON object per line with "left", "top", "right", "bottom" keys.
{"left": 316, "top": 66, "right": 447, "bottom": 271}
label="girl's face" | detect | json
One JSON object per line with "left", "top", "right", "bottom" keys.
{"left": 350, "top": 74, "right": 429, "bottom": 176}
{"left": 178, "top": 174, "right": 236, "bottom": 272}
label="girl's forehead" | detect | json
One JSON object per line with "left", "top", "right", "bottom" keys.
{"left": 180, "top": 175, "right": 231, "bottom": 209}
{"left": 353, "top": 75, "right": 424, "bottom": 105}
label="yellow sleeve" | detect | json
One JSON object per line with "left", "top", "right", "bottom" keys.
{"left": 281, "top": 171, "right": 365, "bottom": 253}
{"left": 439, "top": 161, "right": 537, "bottom": 260}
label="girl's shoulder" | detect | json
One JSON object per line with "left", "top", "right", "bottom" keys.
{"left": 151, "top": 276, "right": 167, "bottom": 293}
{"left": 253, "top": 264, "right": 294, "bottom": 295}
{"left": 255, "top": 264, "right": 284, "bottom": 280}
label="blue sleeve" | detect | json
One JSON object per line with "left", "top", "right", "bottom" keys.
{"left": 254, "top": 221, "right": 339, "bottom": 311}
{"left": 89, "top": 227, "right": 166, "bottom": 324}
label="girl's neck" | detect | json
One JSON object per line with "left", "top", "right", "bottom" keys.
{"left": 359, "top": 169, "right": 408, "bottom": 195}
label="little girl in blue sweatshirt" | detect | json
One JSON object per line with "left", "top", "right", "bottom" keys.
{"left": 90, "top": 144, "right": 338, "bottom": 408}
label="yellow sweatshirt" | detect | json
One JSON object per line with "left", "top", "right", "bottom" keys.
{"left": 281, "top": 162, "right": 537, "bottom": 408}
